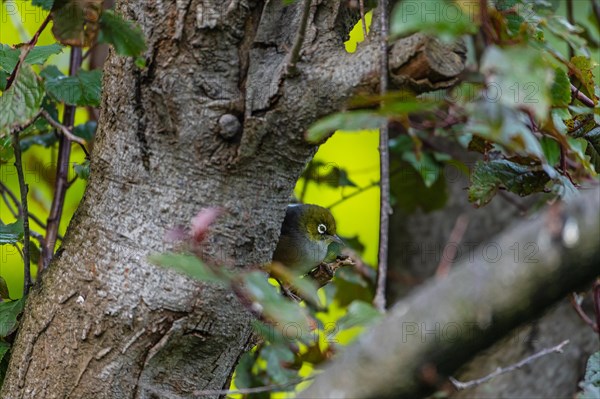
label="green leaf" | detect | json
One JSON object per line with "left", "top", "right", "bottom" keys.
{"left": 391, "top": 0, "right": 477, "bottom": 41}
{"left": 19, "top": 132, "right": 58, "bottom": 152}
{"left": 28, "top": 240, "right": 41, "bottom": 266}
{"left": 465, "top": 101, "right": 544, "bottom": 159}
{"left": 468, "top": 160, "right": 550, "bottom": 207}
{"left": 583, "top": 126, "right": 600, "bottom": 172}
{"left": 578, "top": 351, "right": 600, "bottom": 399}
{"left": 0, "top": 69, "right": 8, "bottom": 91}
{"left": 0, "top": 44, "right": 19, "bottom": 72}
{"left": 233, "top": 351, "right": 256, "bottom": 389}
{"left": 550, "top": 67, "right": 571, "bottom": 107}
{"left": 306, "top": 111, "right": 387, "bottom": 143}
{"left": 551, "top": 175, "right": 578, "bottom": 201}
{"left": 26, "top": 43, "right": 64, "bottom": 65}
{"left": 544, "top": 16, "right": 589, "bottom": 57}
{"left": 0, "top": 277, "right": 10, "bottom": 300}
{"left": 0, "top": 298, "right": 25, "bottom": 337}
{"left": 32, "top": 0, "right": 54, "bottom": 10}
{"left": 150, "top": 253, "right": 230, "bottom": 284}
{"left": 391, "top": 159, "right": 448, "bottom": 213}
{"left": 0, "top": 136, "right": 13, "bottom": 162}
{"left": 481, "top": 45, "right": 553, "bottom": 121}
{"left": 98, "top": 10, "right": 147, "bottom": 57}
{"left": 262, "top": 344, "right": 296, "bottom": 385}
{"left": 270, "top": 264, "right": 321, "bottom": 308}
{"left": 244, "top": 272, "right": 310, "bottom": 337}
{"left": 73, "top": 121, "right": 97, "bottom": 141}
{"left": 571, "top": 56, "right": 597, "bottom": 104}
{"left": 0, "top": 64, "right": 45, "bottom": 138}
{"left": 40, "top": 65, "right": 63, "bottom": 81}
{"left": 540, "top": 137, "right": 561, "bottom": 166}
{"left": 44, "top": 69, "right": 102, "bottom": 106}
{"left": 337, "top": 300, "right": 382, "bottom": 331}
{"left": 0, "top": 219, "right": 24, "bottom": 245}
{"left": 73, "top": 160, "right": 90, "bottom": 180}
{"left": 0, "top": 43, "right": 59, "bottom": 76}
{"left": 0, "top": 341, "right": 9, "bottom": 363}
{"left": 402, "top": 152, "right": 442, "bottom": 188}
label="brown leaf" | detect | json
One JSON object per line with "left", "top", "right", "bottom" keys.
{"left": 51, "top": 0, "right": 103, "bottom": 47}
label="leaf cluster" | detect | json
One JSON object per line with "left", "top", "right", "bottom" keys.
{"left": 309, "top": 0, "right": 600, "bottom": 209}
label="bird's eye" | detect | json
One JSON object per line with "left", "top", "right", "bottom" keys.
{"left": 317, "top": 224, "right": 327, "bottom": 234}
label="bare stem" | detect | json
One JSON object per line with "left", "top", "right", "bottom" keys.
{"left": 450, "top": 340, "right": 570, "bottom": 390}
{"left": 571, "top": 84, "right": 596, "bottom": 107}
{"left": 570, "top": 292, "right": 599, "bottom": 333}
{"left": 11, "top": 128, "right": 32, "bottom": 296}
{"left": 435, "top": 214, "right": 469, "bottom": 279}
{"left": 359, "top": 0, "right": 368, "bottom": 41}
{"left": 286, "top": 0, "right": 312, "bottom": 75}
{"left": 566, "top": 0, "right": 574, "bottom": 59}
{"left": 43, "top": 47, "right": 83, "bottom": 270}
{"left": 327, "top": 180, "right": 379, "bottom": 209}
{"left": 0, "top": 181, "right": 60, "bottom": 237}
{"left": 4, "top": 14, "right": 51, "bottom": 91}
{"left": 374, "top": 0, "right": 390, "bottom": 313}
{"left": 40, "top": 109, "right": 89, "bottom": 149}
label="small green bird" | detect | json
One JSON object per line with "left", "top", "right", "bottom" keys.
{"left": 272, "top": 204, "right": 343, "bottom": 276}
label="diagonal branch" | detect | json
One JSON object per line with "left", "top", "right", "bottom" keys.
{"left": 5, "top": 14, "right": 51, "bottom": 91}
{"left": 40, "top": 109, "right": 88, "bottom": 148}
{"left": 300, "top": 188, "right": 600, "bottom": 398}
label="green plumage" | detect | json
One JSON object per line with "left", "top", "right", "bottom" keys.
{"left": 272, "top": 204, "right": 343, "bottom": 275}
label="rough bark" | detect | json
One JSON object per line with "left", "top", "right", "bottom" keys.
{"left": 300, "top": 187, "right": 600, "bottom": 398}
{"left": 1, "top": 1, "right": 465, "bottom": 398}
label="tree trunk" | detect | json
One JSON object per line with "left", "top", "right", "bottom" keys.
{"left": 1, "top": 2, "right": 465, "bottom": 398}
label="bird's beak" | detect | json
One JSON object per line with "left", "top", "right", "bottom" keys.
{"left": 330, "top": 234, "right": 344, "bottom": 245}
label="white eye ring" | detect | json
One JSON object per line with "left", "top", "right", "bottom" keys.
{"left": 317, "top": 224, "right": 327, "bottom": 234}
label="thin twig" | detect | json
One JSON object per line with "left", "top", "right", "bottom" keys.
{"left": 478, "top": 0, "right": 497, "bottom": 45}
{"left": 450, "top": 340, "right": 570, "bottom": 390}
{"left": 40, "top": 109, "right": 89, "bottom": 149}
{"left": 327, "top": 180, "right": 379, "bottom": 209}
{"left": 4, "top": 14, "right": 51, "bottom": 91}
{"left": 571, "top": 84, "right": 596, "bottom": 108}
{"left": 286, "top": 0, "right": 312, "bottom": 75}
{"left": 43, "top": 47, "right": 83, "bottom": 270}
{"left": 570, "top": 292, "right": 599, "bottom": 332}
{"left": 0, "top": 181, "right": 58, "bottom": 236}
{"left": 566, "top": 0, "right": 574, "bottom": 59}
{"left": 0, "top": 185, "right": 19, "bottom": 218}
{"left": 359, "top": 0, "right": 368, "bottom": 41}
{"left": 11, "top": 127, "right": 32, "bottom": 296}
{"left": 435, "top": 214, "right": 469, "bottom": 279}
{"left": 81, "top": 43, "right": 98, "bottom": 62}
{"left": 374, "top": 0, "right": 390, "bottom": 313}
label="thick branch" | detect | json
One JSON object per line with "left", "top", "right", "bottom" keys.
{"left": 305, "top": 34, "right": 466, "bottom": 110}
{"left": 300, "top": 187, "right": 600, "bottom": 398}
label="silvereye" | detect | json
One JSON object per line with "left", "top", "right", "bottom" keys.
{"left": 272, "top": 204, "right": 343, "bottom": 275}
